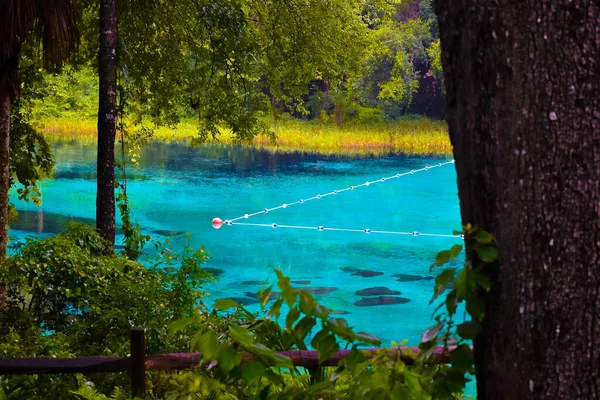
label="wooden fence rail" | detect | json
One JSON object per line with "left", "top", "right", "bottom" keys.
{"left": 0, "top": 328, "right": 450, "bottom": 398}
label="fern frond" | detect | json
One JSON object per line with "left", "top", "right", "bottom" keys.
{"left": 71, "top": 386, "right": 109, "bottom": 400}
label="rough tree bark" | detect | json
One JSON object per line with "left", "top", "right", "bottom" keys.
{"left": 0, "top": 91, "right": 10, "bottom": 256}
{"left": 435, "top": 0, "right": 600, "bottom": 398}
{"left": 0, "top": 49, "right": 19, "bottom": 258}
{"left": 97, "top": 0, "right": 118, "bottom": 250}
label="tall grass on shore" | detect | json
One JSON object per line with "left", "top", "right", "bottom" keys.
{"left": 38, "top": 116, "right": 451, "bottom": 157}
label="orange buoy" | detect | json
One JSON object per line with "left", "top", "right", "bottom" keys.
{"left": 212, "top": 217, "right": 223, "bottom": 229}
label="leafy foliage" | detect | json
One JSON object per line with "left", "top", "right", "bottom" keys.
{"left": 346, "top": 2, "right": 440, "bottom": 119}
{"left": 426, "top": 39, "right": 442, "bottom": 79}
{"left": 8, "top": 56, "right": 56, "bottom": 223}
{"left": 115, "top": 72, "right": 151, "bottom": 261}
{"left": 155, "top": 228, "right": 496, "bottom": 399}
{"left": 32, "top": 1, "right": 444, "bottom": 141}
{"left": 0, "top": 0, "right": 78, "bottom": 99}
{"left": 9, "top": 99, "right": 54, "bottom": 209}
{"left": 0, "top": 223, "right": 213, "bottom": 398}
{"left": 151, "top": 259, "right": 484, "bottom": 399}
{"left": 111, "top": 0, "right": 373, "bottom": 140}
{"left": 26, "top": 64, "right": 99, "bottom": 120}
{"left": 0, "top": 226, "right": 496, "bottom": 399}
{"left": 71, "top": 386, "right": 130, "bottom": 400}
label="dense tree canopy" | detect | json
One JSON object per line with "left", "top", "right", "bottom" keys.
{"left": 58, "top": 0, "right": 441, "bottom": 131}
{"left": 117, "top": 0, "right": 369, "bottom": 137}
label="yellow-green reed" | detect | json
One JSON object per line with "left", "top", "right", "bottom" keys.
{"left": 38, "top": 116, "right": 452, "bottom": 157}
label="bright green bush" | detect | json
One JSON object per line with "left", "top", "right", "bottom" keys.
{"left": 28, "top": 66, "right": 99, "bottom": 120}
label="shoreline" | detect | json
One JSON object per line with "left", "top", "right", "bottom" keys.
{"left": 38, "top": 116, "right": 453, "bottom": 157}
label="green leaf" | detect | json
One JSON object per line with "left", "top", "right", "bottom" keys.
{"left": 307, "top": 380, "right": 334, "bottom": 394}
{"left": 272, "top": 353, "right": 294, "bottom": 369}
{"left": 434, "top": 268, "right": 455, "bottom": 296}
{"left": 168, "top": 317, "right": 191, "bottom": 335}
{"left": 450, "top": 344, "right": 474, "bottom": 372}
{"left": 281, "top": 331, "right": 297, "bottom": 350}
{"left": 249, "top": 343, "right": 274, "bottom": 358}
{"left": 455, "top": 268, "right": 469, "bottom": 300}
{"left": 275, "top": 269, "right": 285, "bottom": 281}
{"left": 310, "top": 328, "right": 329, "bottom": 350}
{"left": 475, "top": 245, "right": 498, "bottom": 262}
{"left": 299, "top": 293, "right": 317, "bottom": 315}
{"left": 471, "top": 271, "right": 491, "bottom": 291}
{"left": 434, "top": 250, "right": 451, "bottom": 266}
{"left": 190, "top": 329, "right": 204, "bottom": 352}
{"left": 416, "top": 338, "right": 437, "bottom": 362}
{"left": 285, "top": 307, "right": 300, "bottom": 329}
{"left": 355, "top": 332, "right": 381, "bottom": 346}
{"left": 71, "top": 387, "right": 107, "bottom": 400}
{"left": 445, "top": 289, "right": 458, "bottom": 315}
{"left": 277, "top": 274, "right": 291, "bottom": 291}
{"left": 404, "top": 371, "right": 425, "bottom": 396}
{"left": 340, "top": 349, "right": 366, "bottom": 370}
{"left": 466, "top": 298, "right": 486, "bottom": 321}
{"left": 268, "top": 298, "right": 284, "bottom": 319}
{"left": 264, "top": 370, "right": 283, "bottom": 385}
{"left": 214, "top": 298, "right": 238, "bottom": 311}
{"left": 475, "top": 230, "right": 493, "bottom": 244}
{"left": 230, "top": 326, "right": 254, "bottom": 346}
{"left": 294, "top": 316, "right": 316, "bottom": 341}
{"left": 259, "top": 285, "right": 273, "bottom": 308}
{"left": 282, "top": 289, "right": 297, "bottom": 307}
{"left": 240, "top": 360, "right": 265, "bottom": 383}
{"left": 198, "top": 331, "right": 220, "bottom": 361}
{"left": 218, "top": 345, "right": 242, "bottom": 372}
{"left": 449, "top": 244, "right": 463, "bottom": 258}
{"left": 328, "top": 318, "right": 350, "bottom": 337}
{"left": 437, "top": 368, "right": 469, "bottom": 394}
{"left": 315, "top": 333, "right": 339, "bottom": 363}
{"left": 313, "top": 304, "right": 331, "bottom": 319}
{"left": 456, "top": 321, "right": 481, "bottom": 339}
{"left": 421, "top": 322, "right": 443, "bottom": 343}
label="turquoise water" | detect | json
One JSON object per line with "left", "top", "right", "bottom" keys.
{"left": 9, "top": 140, "right": 463, "bottom": 346}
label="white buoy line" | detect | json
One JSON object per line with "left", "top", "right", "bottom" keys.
{"left": 211, "top": 159, "right": 463, "bottom": 239}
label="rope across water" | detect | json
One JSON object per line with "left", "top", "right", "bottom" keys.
{"left": 212, "top": 160, "right": 462, "bottom": 239}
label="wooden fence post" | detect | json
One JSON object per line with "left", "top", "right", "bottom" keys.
{"left": 130, "top": 328, "right": 146, "bottom": 398}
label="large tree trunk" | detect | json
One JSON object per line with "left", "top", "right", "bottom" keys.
{"left": 0, "top": 91, "right": 10, "bottom": 257}
{"left": 97, "top": 0, "right": 118, "bottom": 250}
{"left": 435, "top": 0, "right": 600, "bottom": 398}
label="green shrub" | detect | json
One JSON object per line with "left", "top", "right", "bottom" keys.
{"left": 354, "top": 104, "right": 386, "bottom": 124}
{"left": 0, "top": 223, "right": 213, "bottom": 398}
{"left": 28, "top": 66, "right": 99, "bottom": 120}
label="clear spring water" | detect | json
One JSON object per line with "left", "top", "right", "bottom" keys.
{"left": 9, "top": 140, "right": 464, "bottom": 346}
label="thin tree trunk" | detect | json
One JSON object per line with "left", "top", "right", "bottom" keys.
{"left": 435, "top": 0, "right": 600, "bottom": 398}
{"left": 0, "top": 92, "right": 10, "bottom": 257}
{"left": 97, "top": 0, "right": 118, "bottom": 250}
